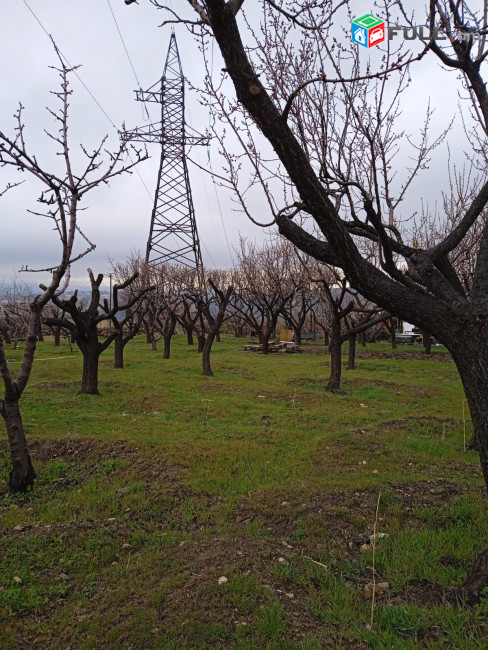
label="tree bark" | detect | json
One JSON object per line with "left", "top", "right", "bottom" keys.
{"left": 1, "top": 399, "right": 36, "bottom": 493}
{"left": 114, "top": 332, "right": 124, "bottom": 369}
{"left": 347, "top": 333, "right": 356, "bottom": 370}
{"left": 185, "top": 327, "right": 194, "bottom": 345}
{"left": 151, "top": 339, "right": 157, "bottom": 352}
{"left": 361, "top": 330, "right": 367, "bottom": 347}
{"left": 144, "top": 322, "right": 152, "bottom": 344}
{"left": 327, "top": 315, "right": 343, "bottom": 393}
{"left": 0, "top": 327, "right": 12, "bottom": 345}
{"left": 461, "top": 546, "right": 488, "bottom": 606}
{"left": 388, "top": 320, "right": 397, "bottom": 349}
{"left": 54, "top": 327, "right": 61, "bottom": 347}
{"left": 78, "top": 329, "right": 101, "bottom": 395}
{"left": 197, "top": 333, "right": 206, "bottom": 353}
{"left": 423, "top": 330, "right": 432, "bottom": 354}
{"left": 163, "top": 335, "right": 172, "bottom": 359}
{"left": 202, "top": 332, "right": 215, "bottom": 376}
{"left": 450, "top": 340, "right": 488, "bottom": 475}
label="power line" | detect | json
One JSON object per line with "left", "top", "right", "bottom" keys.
{"left": 21, "top": 0, "right": 117, "bottom": 130}
{"left": 20, "top": 0, "right": 204, "bottom": 264}
{"left": 105, "top": 0, "right": 144, "bottom": 91}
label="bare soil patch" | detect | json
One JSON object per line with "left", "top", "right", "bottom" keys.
{"left": 353, "top": 349, "right": 453, "bottom": 362}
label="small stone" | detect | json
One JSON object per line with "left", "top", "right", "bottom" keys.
{"left": 362, "top": 460, "right": 367, "bottom": 465}
{"left": 13, "top": 576, "right": 22, "bottom": 583}
{"left": 218, "top": 576, "right": 228, "bottom": 585}
{"left": 278, "top": 557, "right": 288, "bottom": 564}
{"left": 111, "top": 561, "right": 119, "bottom": 566}
{"left": 285, "top": 592, "right": 294, "bottom": 599}
{"left": 281, "top": 540, "right": 292, "bottom": 548}
{"left": 360, "top": 544, "right": 370, "bottom": 553}
{"left": 106, "top": 518, "right": 117, "bottom": 523}
{"left": 364, "top": 581, "right": 389, "bottom": 599}
{"left": 59, "top": 573, "right": 70, "bottom": 581}
{"left": 151, "top": 628, "right": 160, "bottom": 635}
{"left": 372, "top": 469, "right": 379, "bottom": 474}
{"left": 352, "top": 535, "right": 370, "bottom": 545}
{"left": 258, "top": 395, "right": 266, "bottom": 398}
{"left": 13, "top": 523, "right": 28, "bottom": 532}
{"left": 281, "top": 501, "right": 289, "bottom": 506}
{"left": 122, "top": 544, "right": 131, "bottom": 550}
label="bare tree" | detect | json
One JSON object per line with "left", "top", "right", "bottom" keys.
{"left": 129, "top": 0, "right": 488, "bottom": 599}
{"left": 186, "top": 271, "right": 234, "bottom": 376}
{"left": 45, "top": 269, "right": 151, "bottom": 394}
{"left": 200, "top": 276, "right": 234, "bottom": 377}
{"left": 0, "top": 54, "right": 145, "bottom": 492}
{"left": 0, "top": 280, "right": 33, "bottom": 350}
{"left": 233, "top": 239, "right": 294, "bottom": 354}
{"left": 111, "top": 256, "right": 153, "bottom": 367}
{"left": 42, "top": 302, "right": 71, "bottom": 348}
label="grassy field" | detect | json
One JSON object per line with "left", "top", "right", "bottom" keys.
{"left": 1, "top": 335, "right": 487, "bottom": 649}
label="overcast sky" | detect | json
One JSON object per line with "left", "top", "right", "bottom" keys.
{"left": 0, "top": 0, "right": 256, "bottom": 290}
{"left": 0, "top": 1, "right": 481, "bottom": 290}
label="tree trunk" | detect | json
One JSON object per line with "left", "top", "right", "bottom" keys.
{"left": 2, "top": 399, "right": 36, "bottom": 493}
{"left": 388, "top": 320, "right": 397, "bottom": 349}
{"left": 361, "top": 330, "right": 367, "bottom": 347}
{"left": 185, "top": 327, "right": 194, "bottom": 345}
{"left": 294, "top": 328, "right": 302, "bottom": 345}
{"left": 197, "top": 333, "right": 206, "bottom": 353}
{"left": 54, "top": 327, "right": 61, "bottom": 347}
{"left": 327, "top": 316, "right": 343, "bottom": 393}
{"left": 144, "top": 322, "right": 152, "bottom": 344}
{"left": 450, "top": 340, "right": 488, "bottom": 604}
{"left": 114, "top": 332, "right": 124, "bottom": 369}
{"left": 163, "top": 335, "right": 172, "bottom": 359}
{"left": 79, "top": 337, "right": 101, "bottom": 395}
{"left": 262, "top": 334, "right": 271, "bottom": 355}
{"left": 423, "top": 330, "right": 432, "bottom": 354}
{"left": 347, "top": 333, "right": 356, "bottom": 370}
{"left": 151, "top": 339, "right": 157, "bottom": 352}
{"left": 450, "top": 341, "right": 488, "bottom": 477}
{"left": 0, "top": 328, "right": 12, "bottom": 344}
{"left": 36, "top": 311, "right": 44, "bottom": 342}
{"left": 202, "top": 332, "right": 215, "bottom": 376}
{"left": 461, "top": 546, "right": 488, "bottom": 606}
{"left": 215, "top": 331, "right": 221, "bottom": 343}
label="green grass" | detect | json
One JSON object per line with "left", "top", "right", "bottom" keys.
{"left": 0, "top": 335, "right": 487, "bottom": 648}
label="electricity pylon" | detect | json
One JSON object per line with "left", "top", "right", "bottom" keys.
{"left": 121, "top": 32, "right": 207, "bottom": 273}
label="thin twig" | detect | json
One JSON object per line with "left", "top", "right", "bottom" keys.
{"left": 370, "top": 491, "right": 382, "bottom": 630}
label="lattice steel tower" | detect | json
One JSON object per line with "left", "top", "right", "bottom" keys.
{"left": 121, "top": 33, "right": 207, "bottom": 269}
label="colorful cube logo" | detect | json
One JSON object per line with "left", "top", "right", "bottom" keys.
{"left": 351, "top": 14, "right": 385, "bottom": 48}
